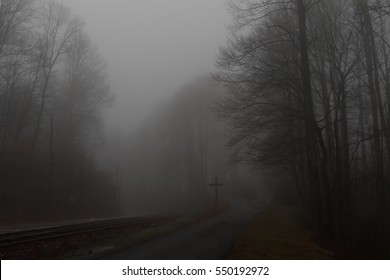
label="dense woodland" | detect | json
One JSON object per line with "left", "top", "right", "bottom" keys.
{"left": 215, "top": 0, "right": 390, "bottom": 257}
{"left": 2, "top": 0, "right": 390, "bottom": 259}
{"left": 0, "top": 0, "right": 116, "bottom": 223}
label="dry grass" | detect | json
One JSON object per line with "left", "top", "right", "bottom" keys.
{"left": 227, "top": 205, "right": 334, "bottom": 260}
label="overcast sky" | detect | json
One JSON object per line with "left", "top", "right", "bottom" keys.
{"left": 58, "top": 0, "right": 230, "bottom": 135}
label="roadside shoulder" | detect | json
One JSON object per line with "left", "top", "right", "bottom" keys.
{"left": 226, "top": 205, "right": 333, "bottom": 260}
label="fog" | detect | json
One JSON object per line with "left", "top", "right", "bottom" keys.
{"left": 2, "top": 0, "right": 390, "bottom": 260}
{"left": 53, "top": 0, "right": 240, "bottom": 214}
{"left": 60, "top": 0, "right": 230, "bottom": 133}
{"left": 1, "top": 0, "right": 265, "bottom": 224}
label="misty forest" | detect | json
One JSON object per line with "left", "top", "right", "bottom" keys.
{"left": 1, "top": 0, "right": 390, "bottom": 260}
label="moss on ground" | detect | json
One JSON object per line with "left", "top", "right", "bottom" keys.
{"left": 226, "top": 205, "right": 333, "bottom": 260}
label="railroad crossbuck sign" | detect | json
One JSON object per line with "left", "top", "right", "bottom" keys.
{"left": 209, "top": 177, "right": 223, "bottom": 209}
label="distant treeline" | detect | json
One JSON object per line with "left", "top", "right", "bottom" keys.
{"left": 216, "top": 0, "right": 390, "bottom": 257}
{"left": 126, "top": 76, "right": 232, "bottom": 214}
{"left": 0, "top": 0, "right": 116, "bottom": 224}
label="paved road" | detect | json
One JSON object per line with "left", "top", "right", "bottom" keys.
{"left": 101, "top": 199, "right": 264, "bottom": 260}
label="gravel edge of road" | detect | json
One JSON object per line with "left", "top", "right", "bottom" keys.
{"left": 0, "top": 206, "right": 226, "bottom": 260}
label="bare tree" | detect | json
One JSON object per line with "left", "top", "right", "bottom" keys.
{"left": 216, "top": 0, "right": 390, "bottom": 255}
{"left": 31, "top": 0, "right": 81, "bottom": 150}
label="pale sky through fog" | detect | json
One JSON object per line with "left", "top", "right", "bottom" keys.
{"left": 57, "top": 0, "right": 231, "bottom": 135}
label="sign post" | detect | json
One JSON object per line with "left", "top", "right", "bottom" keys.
{"left": 209, "top": 177, "right": 223, "bottom": 209}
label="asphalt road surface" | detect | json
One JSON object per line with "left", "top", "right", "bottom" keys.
{"left": 101, "top": 198, "right": 264, "bottom": 260}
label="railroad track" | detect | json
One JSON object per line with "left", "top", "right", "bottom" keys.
{"left": 0, "top": 216, "right": 177, "bottom": 249}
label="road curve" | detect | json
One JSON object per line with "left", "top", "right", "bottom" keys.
{"left": 101, "top": 198, "right": 263, "bottom": 260}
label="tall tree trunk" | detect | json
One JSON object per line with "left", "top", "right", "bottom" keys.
{"left": 31, "top": 75, "right": 50, "bottom": 151}
{"left": 339, "top": 78, "right": 352, "bottom": 241}
{"left": 357, "top": 0, "right": 386, "bottom": 251}
{"left": 15, "top": 56, "right": 42, "bottom": 144}
{"left": 358, "top": 80, "right": 368, "bottom": 175}
{"left": 296, "top": 0, "right": 323, "bottom": 234}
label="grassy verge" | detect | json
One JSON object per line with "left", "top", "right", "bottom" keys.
{"left": 226, "top": 205, "right": 333, "bottom": 260}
